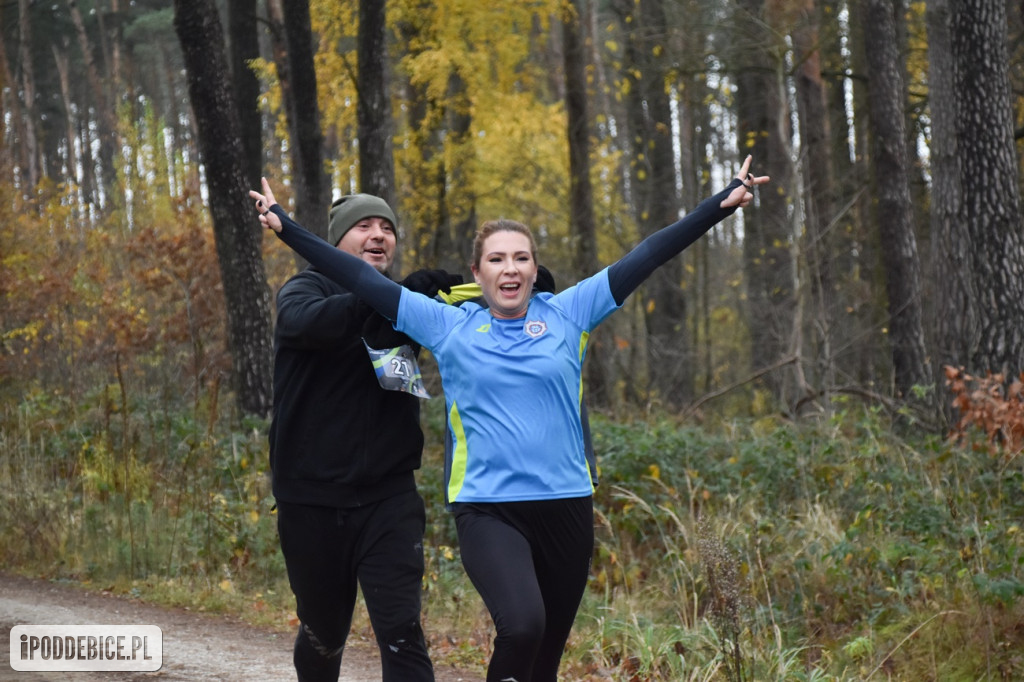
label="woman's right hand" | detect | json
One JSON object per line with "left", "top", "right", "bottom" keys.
{"left": 249, "top": 177, "right": 283, "bottom": 233}
{"left": 720, "top": 155, "right": 769, "bottom": 209}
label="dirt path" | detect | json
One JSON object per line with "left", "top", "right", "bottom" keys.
{"left": 0, "top": 572, "right": 479, "bottom": 682}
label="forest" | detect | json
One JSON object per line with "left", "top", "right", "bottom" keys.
{"left": 2, "top": 0, "right": 1023, "bottom": 680}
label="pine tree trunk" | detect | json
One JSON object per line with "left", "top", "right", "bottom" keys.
{"left": 0, "top": 12, "right": 28, "bottom": 192}
{"left": 173, "top": 0, "right": 274, "bottom": 417}
{"left": 276, "top": 0, "right": 329, "bottom": 242}
{"left": 17, "top": 0, "right": 41, "bottom": 193}
{"left": 228, "top": 0, "right": 263, "bottom": 193}
{"left": 844, "top": 0, "right": 883, "bottom": 391}
{"left": 440, "top": 71, "right": 477, "bottom": 275}
{"left": 613, "top": 0, "right": 691, "bottom": 406}
{"left": 735, "top": 0, "right": 800, "bottom": 407}
{"left": 358, "top": 0, "right": 396, "bottom": 204}
{"left": 67, "top": 0, "right": 118, "bottom": 200}
{"left": 563, "top": 0, "right": 611, "bottom": 407}
{"left": 863, "top": 0, "right": 931, "bottom": 400}
{"left": 926, "top": 0, "right": 974, "bottom": 398}
{"left": 952, "top": 0, "right": 1024, "bottom": 377}
{"left": 789, "top": 0, "right": 839, "bottom": 400}
{"left": 51, "top": 43, "right": 80, "bottom": 224}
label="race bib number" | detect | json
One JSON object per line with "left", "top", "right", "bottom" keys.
{"left": 363, "top": 341, "right": 431, "bottom": 399}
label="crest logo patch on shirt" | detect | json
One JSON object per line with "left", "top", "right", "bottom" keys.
{"left": 524, "top": 320, "right": 548, "bottom": 338}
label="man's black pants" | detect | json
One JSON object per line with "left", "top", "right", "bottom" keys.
{"left": 276, "top": 491, "right": 434, "bottom": 682}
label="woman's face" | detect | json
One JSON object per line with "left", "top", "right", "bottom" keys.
{"left": 471, "top": 230, "right": 538, "bottom": 319}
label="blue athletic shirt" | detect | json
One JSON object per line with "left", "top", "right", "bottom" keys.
{"left": 398, "top": 271, "right": 618, "bottom": 502}
{"left": 266, "top": 177, "right": 742, "bottom": 504}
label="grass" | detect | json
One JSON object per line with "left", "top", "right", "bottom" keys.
{"left": 2, "top": 384, "right": 1023, "bottom": 680}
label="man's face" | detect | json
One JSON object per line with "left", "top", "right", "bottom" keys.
{"left": 336, "top": 217, "right": 396, "bottom": 274}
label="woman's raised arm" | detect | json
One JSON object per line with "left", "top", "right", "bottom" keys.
{"left": 606, "top": 155, "right": 769, "bottom": 304}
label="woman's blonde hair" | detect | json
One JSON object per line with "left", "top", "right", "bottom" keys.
{"left": 471, "top": 219, "right": 537, "bottom": 268}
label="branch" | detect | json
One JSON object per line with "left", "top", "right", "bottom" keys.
{"left": 683, "top": 354, "right": 800, "bottom": 418}
{"left": 792, "top": 385, "right": 942, "bottom": 431}
{"left": 793, "top": 384, "right": 900, "bottom": 414}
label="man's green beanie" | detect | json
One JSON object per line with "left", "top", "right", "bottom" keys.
{"left": 328, "top": 194, "right": 398, "bottom": 246}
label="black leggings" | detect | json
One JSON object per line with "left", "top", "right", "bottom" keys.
{"left": 277, "top": 492, "right": 433, "bottom": 682}
{"left": 453, "top": 496, "right": 594, "bottom": 682}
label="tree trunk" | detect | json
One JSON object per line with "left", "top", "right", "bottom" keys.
{"left": 51, "top": 41, "right": 81, "bottom": 225}
{"left": 67, "top": 0, "right": 118, "bottom": 202}
{"left": 824, "top": 0, "right": 870, "bottom": 387}
{"left": 274, "top": 0, "right": 329, "bottom": 242}
{"left": 228, "top": 0, "right": 263, "bottom": 193}
{"left": 842, "top": 0, "right": 883, "bottom": 390}
{"left": 952, "top": 0, "right": 1024, "bottom": 377}
{"left": 613, "top": 0, "right": 690, "bottom": 407}
{"left": 735, "top": 0, "right": 800, "bottom": 408}
{"left": 173, "top": 0, "right": 274, "bottom": 417}
{"left": 440, "top": 70, "right": 477, "bottom": 275}
{"left": 563, "top": 0, "right": 611, "bottom": 407}
{"left": 397, "top": 10, "right": 443, "bottom": 268}
{"left": 894, "top": 0, "right": 930, "bottom": 253}
{"left": 563, "top": 1, "right": 598, "bottom": 281}
{"left": 17, "top": 0, "right": 41, "bottom": 194}
{"left": 926, "top": 0, "right": 972, "bottom": 420}
{"left": 357, "top": 0, "right": 403, "bottom": 272}
{"left": 106, "top": 0, "right": 123, "bottom": 86}
{"left": 862, "top": 0, "right": 931, "bottom": 400}
{"left": 0, "top": 10, "right": 29, "bottom": 191}
{"left": 357, "top": 0, "right": 395, "bottom": 202}
{"left": 789, "top": 0, "right": 839, "bottom": 401}
{"left": 394, "top": 3, "right": 477, "bottom": 276}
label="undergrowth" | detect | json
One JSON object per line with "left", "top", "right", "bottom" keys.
{"left": 2, "top": 381, "right": 1022, "bottom": 680}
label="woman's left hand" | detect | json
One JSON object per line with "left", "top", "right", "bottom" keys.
{"left": 721, "top": 155, "right": 770, "bottom": 209}
{"left": 248, "top": 177, "right": 283, "bottom": 233}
